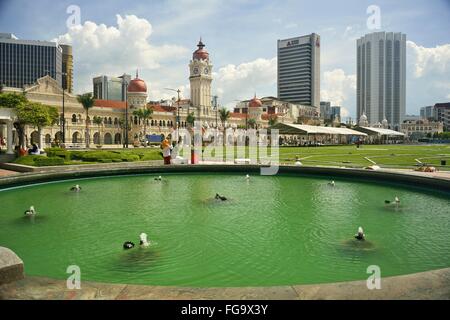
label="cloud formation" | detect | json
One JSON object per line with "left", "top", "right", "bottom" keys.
{"left": 320, "top": 69, "right": 356, "bottom": 118}
{"left": 54, "top": 14, "right": 188, "bottom": 93}
{"left": 213, "top": 57, "right": 277, "bottom": 107}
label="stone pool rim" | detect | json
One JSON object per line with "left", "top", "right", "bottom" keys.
{"left": 0, "top": 164, "right": 449, "bottom": 299}
{"left": 1, "top": 164, "right": 450, "bottom": 192}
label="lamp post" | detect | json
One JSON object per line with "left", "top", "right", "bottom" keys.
{"left": 46, "top": 70, "right": 67, "bottom": 143}
{"left": 165, "top": 88, "right": 181, "bottom": 143}
{"left": 119, "top": 74, "right": 129, "bottom": 148}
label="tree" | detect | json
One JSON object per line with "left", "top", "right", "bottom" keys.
{"left": 0, "top": 92, "right": 28, "bottom": 109}
{"left": 133, "top": 107, "right": 153, "bottom": 141}
{"left": 268, "top": 115, "right": 278, "bottom": 127}
{"left": 219, "top": 108, "right": 230, "bottom": 128}
{"left": 77, "top": 93, "right": 95, "bottom": 148}
{"left": 0, "top": 92, "right": 29, "bottom": 147}
{"left": 15, "top": 102, "right": 58, "bottom": 148}
{"left": 248, "top": 118, "right": 257, "bottom": 129}
{"left": 186, "top": 112, "right": 196, "bottom": 127}
{"left": 92, "top": 116, "right": 103, "bottom": 145}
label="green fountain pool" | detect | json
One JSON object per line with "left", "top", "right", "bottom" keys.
{"left": 0, "top": 173, "right": 449, "bottom": 287}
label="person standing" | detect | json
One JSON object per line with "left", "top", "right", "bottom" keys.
{"left": 161, "top": 138, "right": 172, "bottom": 165}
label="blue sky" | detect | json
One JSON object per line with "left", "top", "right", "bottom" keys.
{"left": 1, "top": 0, "right": 450, "bottom": 119}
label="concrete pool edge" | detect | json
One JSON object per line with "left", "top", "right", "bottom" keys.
{"left": 0, "top": 164, "right": 449, "bottom": 300}
{"left": 0, "top": 164, "right": 450, "bottom": 192}
{"left": 1, "top": 267, "right": 449, "bottom": 300}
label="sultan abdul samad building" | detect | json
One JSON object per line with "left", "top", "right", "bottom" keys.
{"left": 1, "top": 39, "right": 318, "bottom": 150}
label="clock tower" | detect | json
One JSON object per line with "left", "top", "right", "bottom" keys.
{"left": 189, "top": 39, "right": 213, "bottom": 118}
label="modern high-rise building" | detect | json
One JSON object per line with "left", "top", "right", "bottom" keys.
{"left": 357, "top": 32, "right": 406, "bottom": 130}
{"left": 0, "top": 33, "right": 63, "bottom": 88}
{"left": 420, "top": 106, "right": 434, "bottom": 120}
{"left": 331, "top": 106, "right": 341, "bottom": 122}
{"left": 93, "top": 74, "right": 131, "bottom": 101}
{"left": 320, "top": 101, "right": 331, "bottom": 120}
{"left": 60, "top": 44, "right": 73, "bottom": 93}
{"left": 277, "top": 33, "right": 320, "bottom": 108}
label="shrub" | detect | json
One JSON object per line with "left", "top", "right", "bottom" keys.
{"left": 121, "top": 154, "right": 140, "bottom": 162}
{"left": 33, "top": 157, "right": 65, "bottom": 166}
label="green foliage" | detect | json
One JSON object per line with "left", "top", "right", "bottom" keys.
{"left": 186, "top": 112, "right": 196, "bottom": 126}
{"left": 268, "top": 115, "right": 278, "bottom": 126}
{"left": 133, "top": 108, "right": 153, "bottom": 121}
{"left": 247, "top": 118, "right": 256, "bottom": 129}
{"left": 0, "top": 92, "right": 28, "bottom": 108}
{"left": 14, "top": 156, "right": 64, "bottom": 167}
{"left": 77, "top": 93, "right": 95, "bottom": 111}
{"left": 219, "top": 108, "right": 230, "bottom": 125}
{"left": 33, "top": 157, "right": 65, "bottom": 166}
{"left": 15, "top": 102, "right": 59, "bottom": 128}
{"left": 93, "top": 116, "right": 103, "bottom": 126}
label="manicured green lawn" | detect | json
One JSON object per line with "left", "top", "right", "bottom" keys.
{"left": 11, "top": 144, "right": 450, "bottom": 170}
{"left": 275, "top": 144, "right": 450, "bottom": 169}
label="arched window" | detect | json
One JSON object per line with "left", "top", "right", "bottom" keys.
{"left": 114, "top": 118, "right": 118, "bottom": 125}
{"left": 93, "top": 132, "right": 100, "bottom": 145}
{"left": 108, "top": 117, "right": 112, "bottom": 125}
{"left": 104, "top": 133, "right": 112, "bottom": 145}
{"left": 114, "top": 133, "right": 121, "bottom": 144}
{"left": 159, "top": 120, "right": 162, "bottom": 127}
{"left": 134, "top": 116, "right": 138, "bottom": 125}
{"left": 72, "top": 114, "right": 77, "bottom": 123}
{"left": 163, "top": 120, "right": 166, "bottom": 127}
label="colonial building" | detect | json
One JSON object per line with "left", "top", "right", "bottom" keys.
{"left": 400, "top": 119, "right": 443, "bottom": 140}
{"left": 0, "top": 39, "right": 319, "bottom": 152}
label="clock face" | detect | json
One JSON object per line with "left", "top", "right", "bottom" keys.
{"left": 204, "top": 68, "right": 209, "bottom": 74}
{"left": 193, "top": 67, "right": 199, "bottom": 75}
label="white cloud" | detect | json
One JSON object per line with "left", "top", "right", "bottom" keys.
{"left": 407, "top": 40, "right": 450, "bottom": 110}
{"left": 54, "top": 15, "right": 188, "bottom": 94}
{"left": 213, "top": 57, "right": 277, "bottom": 108}
{"left": 407, "top": 40, "right": 450, "bottom": 78}
{"left": 320, "top": 69, "right": 356, "bottom": 117}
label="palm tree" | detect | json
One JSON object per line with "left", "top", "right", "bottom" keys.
{"left": 77, "top": 93, "right": 95, "bottom": 148}
{"left": 186, "top": 112, "right": 196, "bottom": 128}
{"left": 218, "top": 108, "right": 230, "bottom": 128}
{"left": 268, "top": 115, "right": 278, "bottom": 127}
{"left": 248, "top": 118, "right": 257, "bottom": 129}
{"left": 92, "top": 116, "right": 103, "bottom": 145}
{"left": 133, "top": 107, "right": 153, "bottom": 142}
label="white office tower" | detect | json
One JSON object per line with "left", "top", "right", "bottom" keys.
{"left": 357, "top": 32, "right": 406, "bottom": 130}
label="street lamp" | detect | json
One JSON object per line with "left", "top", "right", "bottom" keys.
{"left": 165, "top": 88, "right": 182, "bottom": 143}
{"left": 119, "top": 74, "right": 129, "bottom": 148}
{"left": 46, "top": 70, "right": 67, "bottom": 143}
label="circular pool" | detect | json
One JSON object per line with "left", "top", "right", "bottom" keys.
{"left": 0, "top": 172, "right": 449, "bottom": 287}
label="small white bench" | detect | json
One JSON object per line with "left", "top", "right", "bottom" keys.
{"left": 171, "top": 157, "right": 188, "bottom": 165}
{"left": 234, "top": 158, "right": 251, "bottom": 165}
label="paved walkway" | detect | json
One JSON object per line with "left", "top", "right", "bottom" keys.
{"left": 0, "top": 169, "right": 19, "bottom": 177}
{"left": 1, "top": 268, "right": 449, "bottom": 300}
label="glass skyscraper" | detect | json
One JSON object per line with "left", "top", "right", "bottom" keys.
{"left": 93, "top": 75, "right": 131, "bottom": 101}
{"left": 0, "top": 33, "right": 63, "bottom": 88}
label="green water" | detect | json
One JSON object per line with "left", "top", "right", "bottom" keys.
{"left": 0, "top": 173, "right": 449, "bottom": 287}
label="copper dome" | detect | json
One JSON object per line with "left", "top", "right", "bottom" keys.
{"left": 193, "top": 39, "right": 209, "bottom": 61}
{"left": 249, "top": 95, "right": 262, "bottom": 108}
{"left": 128, "top": 72, "right": 147, "bottom": 93}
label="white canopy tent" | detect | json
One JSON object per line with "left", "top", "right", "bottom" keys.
{"left": 270, "top": 123, "right": 367, "bottom": 145}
